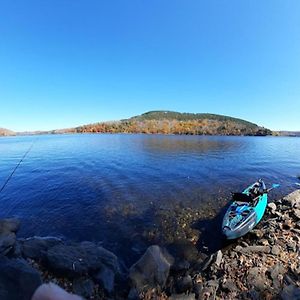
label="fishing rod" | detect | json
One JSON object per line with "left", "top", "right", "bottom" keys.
{"left": 0, "top": 139, "right": 37, "bottom": 194}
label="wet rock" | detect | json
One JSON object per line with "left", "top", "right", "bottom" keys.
{"left": 267, "top": 202, "right": 277, "bottom": 213}
{"left": 22, "top": 236, "right": 63, "bottom": 260}
{"left": 72, "top": 277, "right": 94, "bottom": 298}
{"left": 0, "top": 255, "right": 42, "bottom": 300}
{"left": 129, "top": 245, "right": 173, "bottom": 292}
{"left": 176, "top": 275, "right": 193, "bottom": 293}
{"left": 47, "top": 241, "right": 121, "bottom": 277}
{"left": 0, "top": 218, "right": 20, "bottom": 256}
{"left": 280, "top": 284, "right": 300, "bottom": 300}
{"left": 0, "top": 218, "right": 20, "bottom": 233}
{"left": 0, "top": 233, "right": 16, "bottom": 255}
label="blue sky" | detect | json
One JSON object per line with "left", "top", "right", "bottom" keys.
{"left": 0, "top": 0, "right": 300, "bottom": 131}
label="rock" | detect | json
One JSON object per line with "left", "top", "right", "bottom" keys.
{"left": 280, "top": 284, "right": 300, "bottom": 300}
{"left": 176, "top": 275, "right": 193, "bottom": 293}
{"left": 129, "top": 245, "right": 173, "bottom": 292}
{"left": 0, "top": 232, "right": 16, "bottom": 255}
{"left": 221, "top": 279, "right": 238, "bottom": 292}
{"left": 72, "top": 277, "right": 94, "bottom": 298}
{"left": 215, "top": 250, "right": 222, "bottom": 267}
{"left": 94, "top": 265, "right": 115, "bottom": 294}
{"left": 0, "top": 218, "right": 20, "bottom": 256}
{"left": 239, "top": 245, "right": 270, "bottom": 254}
{"left": 267, "top": 202, "right": 277, "bottom": 213}
{"left": 22, "top": 236, "right": 62, "bottom": 260}
{"left": 293, "top": 209, "right": 300, "bottom": 220}
{"left": 47, "top": 241, "right": 121, "bottom": 277}
{"left": 270, "top": 263, "right": 285, "bottom": 289}
{"left": 170, "top": 293, "right": 196, "bottom": 299}
{"left": 283, "top": 190, "right": 300, "bottom": 208}
{"left": 0, "top": 256, "right": 42, "bottom": 300}
{"left": 247, "top": 267, "right": 267, "bottom": 291}
{"left": 287, "top": 240, "right": 297, "bottom": 252}
{"left": 271, "top": 245, "right": 281, "bottom": 256}
{"left": 0, "top": 218, "right": 20, "bottom": 233}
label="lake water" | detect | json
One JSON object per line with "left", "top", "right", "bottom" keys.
{"left": 0, "top": 134, "right": 299, "bottom": 263}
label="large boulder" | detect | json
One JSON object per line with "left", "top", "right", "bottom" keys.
{"left": 0, "top": 256, "right": 42, "bottom": 300}
{"left": 47, "top": 241, "right": 121, "bottom": 278}
{"left": 283, "top": 190, "right": 300, "bottom": 208}
{"left": 129, "top": 245, "right": 173, "bottom": 292}
{"left": 21, "top": 236, "right": 63, "bottom": 260}
{"left": 0, "top": 218, "right": 20, "bottom": 255}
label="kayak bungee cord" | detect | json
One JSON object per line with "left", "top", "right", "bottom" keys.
{"left": 0, "top": 139, "right": 37, "bottom": 194}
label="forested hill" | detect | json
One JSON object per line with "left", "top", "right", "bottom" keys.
{"left": 74, "top": 111, "right": 272, "bottom": 136}
{"left": 0, "top": 127, "right": 15, "bottom": 136}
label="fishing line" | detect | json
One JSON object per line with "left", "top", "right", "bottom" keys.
{"left": 0, "top": 139, "right": 37, "bottom": 194}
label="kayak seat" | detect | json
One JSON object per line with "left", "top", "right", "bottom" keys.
{"left": 232, "top": 192, "right": 253, "bottom": 203}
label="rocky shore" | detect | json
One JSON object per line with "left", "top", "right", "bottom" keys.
{"left": 0, "top": 190, "right": 299, "bottom": 300}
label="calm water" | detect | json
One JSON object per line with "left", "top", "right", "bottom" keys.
{"left": 0, "top": 134, "right": 299, "bottom": 261}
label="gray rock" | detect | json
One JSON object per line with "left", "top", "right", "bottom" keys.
{"left": 239, "top": 245, "right": 270, "bottom": 254}
{"left": 0, "top": 255, "right": 42, "bottom": 300}
{"left": 221, "top": 279, "right": 238, "bottom": 292}
{"left": 129, "top": 245, "right": 173, "bottom": 292}
{"left": 22, "top": 236, "right": 63, "bottom": 260}
{"left": 283, "top": 190, "right": 300, "bottom": 208}
{"left": 170, "top": 293, "right": 196, "bottom": 300}
{"left": 270, "top": 263, "right": 285, "bottom": 289}
{"left": 247, "top": 267, "right": 266, "bottom": 291}
{"left": 280, "top": 284, "right": 300, "bottom": 300}
{"left": 215, "top": 250, "right": 222, "bottom": 267}
{"left": 271, "top": 245, "right": 281, "bottom": 255}
{"left": 72, "top": 277, "right": 94, "bottom": 298}
{"left": 47, "top": 241, "right": 121, "bottom": 277}
{"left": 267, "top": 202, "right": 277, "bottom": 213}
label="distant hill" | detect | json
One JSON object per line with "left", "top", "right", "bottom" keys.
{"left": 0, "top": 127, "right": 15, "bottom": 136}
{"left": 273, "top": 131, "right": 300, "bottom": 137}
{"left": 75, "top": 111, "right": 272, "bottom": 136}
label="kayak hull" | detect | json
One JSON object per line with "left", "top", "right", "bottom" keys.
{"left": 222, "top": 181, "right": 267, "bottom": 239}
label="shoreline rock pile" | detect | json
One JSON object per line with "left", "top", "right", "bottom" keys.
{"left": 0, "top": 190, "right": 299, "bottom": 299}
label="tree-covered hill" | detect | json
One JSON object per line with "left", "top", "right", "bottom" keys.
{"left": 75, "top": 111, "right": 272, "bottom": 136}
{"left": 0, "top": 127, "right": 15, "bottom": 136}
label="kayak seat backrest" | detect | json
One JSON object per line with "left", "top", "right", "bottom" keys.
{"left": 232, "top": 192, "right": 253, "bottom": 203}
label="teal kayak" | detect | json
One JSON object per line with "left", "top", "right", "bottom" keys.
{"left": 222, "top": 179, "right": 267, "bottom": 239}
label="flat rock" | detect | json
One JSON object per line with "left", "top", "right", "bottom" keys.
{"left": 215, "top": 250, "right": 222, "bottom": 267}
{"left": 129, "top": 245, "right": 173, "bottom": 292}
{"left": 239, "top": 245, "right": 270, "bottom": 254}
{"left": 271, "top": 245, "right": 281, "bottom": 255}
{"left": 0, "top": 256, "right": 42, "bottom": 300}
{"left": 170, "top": 293, "right": 196, "bottom": 300}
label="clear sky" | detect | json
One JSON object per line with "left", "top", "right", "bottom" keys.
{"left": 0, "top": 0, "right": 300, "bottom": 132}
